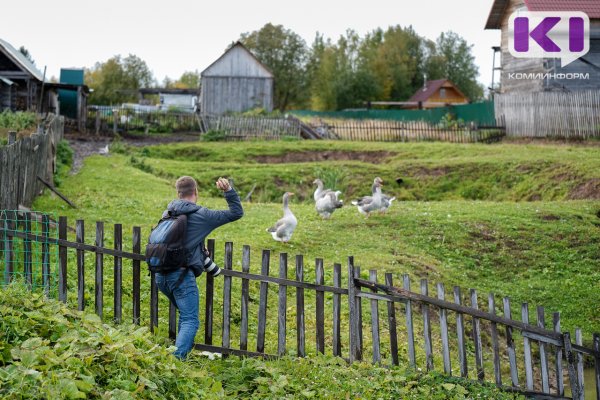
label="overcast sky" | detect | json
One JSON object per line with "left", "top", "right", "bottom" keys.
{"left": 1, "top": 0, "right": 500, "bottom": 92}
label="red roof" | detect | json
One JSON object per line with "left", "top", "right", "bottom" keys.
{"left": 525, "top": 0, "right": 600, "bottom": 18}
{"left": 408, "top": 79, "right": 467, "bottom": 103}
{"left": 486, "top": 0, "right": 600, "bottom": 30}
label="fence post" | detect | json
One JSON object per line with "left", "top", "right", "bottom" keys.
{"left": 404, "top": 274, "right": 416, "bottom": 368}
{"left": 240, "top": 245, "right": 250, "bottom": 351}
{"left": 315, "top": 258, "right": 325, "bottom": 354}
{"left": 470, "top": 289, "right": 484, "bottom": 381}
{"left": 296, "top": 255, "right": 305, "bottom": 357}
{"left": 333, "top": 263, "right": 342, "bottom": 358}
{"left": 114, "top": 224, "right": 122, "bottom": 324}
{"left": 593, "top": 333, "right": 600, "bottom": 400}
{"left": 277, "top": 252, "right": 288, "bottom": 356}
{"left": 41, "top": 214, "right": 50, "bottom": 297}
{"left": 553, "top": 313, "right": 564, "bottom": 397}
{"left": 76, "top": 220, "right": 85, "bottom": 311}
{"left": 454, "top": 286, "right": 468, "bottom": 378}
{"left": 421, "top": 279, "right": 433, "bottom": 371}
{"left": 385, "top": 273, "right": 399, "bottom": 366}
{"left": 347, "top": 256, "right": 359, "bottom": 363}
{"left": 8, "top": 131, "right": 16, "bottom": 145}
{"left": 58, "top": 216, "right": 67, "bottom": 303}
{"left": 576, "top": 329, "right": 585, "bottom": 400}
{"left": 256, "top": 249, "right": 270, "bottom": 354}
{"left": 521, "top": 303, "right": 534, "bottom": 390}
{"left": 132, "top": 226, "right": 141, "bottom": 325}
{"left": 564, "top": 332, "right": 583, "bottom": 400}
{"left": 222, "top": 242, "right": 233, "bottom": 352}
{"left": 95, "top": 222, "right": 104, "bottom": 319}
{"left": 504, "top": 297, "right": 519, "bottom": 388}
{"left": 537, "top": 306, "right": 550, "bottom": 393}
{"left": 204, "top": 239, "right": 215, "bottom": 345}
{"left": 369, "top": 270, "right": 381, "bottom": 364}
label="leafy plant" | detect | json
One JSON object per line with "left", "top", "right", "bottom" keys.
{"left": 0, "top": 110, "right": 37, "bottom": 131}
{"left": 53, "top": 140, "right": 73, "bottom": 187}
{"left": 201, "top": 130, "right": 227, "bottom": 142}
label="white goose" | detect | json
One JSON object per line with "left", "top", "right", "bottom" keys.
{"left": 313, "top": 179, "right": 336, "bottom": 201}
{"left": 351, "top": 177, "right": 384, "bottom": 217}
{"left": 315, "top": 190, "right": 343, "bottom": 219}
{"left": 266, "top": 192, "right": 298, "bottom": 242}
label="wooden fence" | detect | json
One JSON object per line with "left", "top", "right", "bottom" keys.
{"left": 1, "top": 213, "right": 599, "bottom": 400}
{"left": 198, "top": 115, "right": 302, "bottom": 140}
{"left": 0, "top": 115, "right": 64, "bottom": 210}
{"left": 495, "top": 91, "right": 600, "bottom": 139}
{"left": 306, "top": 119, "right": 506, "bottom": 143}
{"left": 87, "top": 106, "right": 199, "bottom": 135}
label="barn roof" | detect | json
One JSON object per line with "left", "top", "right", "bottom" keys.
{"left": 201, "top": 41, "right": 274, "bottom": 78}
{"left": 0, "top": 38, "right": 45, "bottom": 81}
{"left": 408, "top": 79, "right": 467, "bottom": 103}
{"left": 486, "top": 0, "right": 600, "bottom": 29}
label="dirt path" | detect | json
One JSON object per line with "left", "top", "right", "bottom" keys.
{"left": 66, "top": 133, "right": 199, "bottom": 174}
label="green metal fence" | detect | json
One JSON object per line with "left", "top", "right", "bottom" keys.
{"left": 292, "top": 101, "right": 498, "bottom": 126}
{"left": 1, "top": 210, "right": 58, "bottom": 294}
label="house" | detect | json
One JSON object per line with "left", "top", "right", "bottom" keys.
{"left": 138, "top": 88, "right": 198, "bottom": 112}
{"left": 0, "top": 38, "right": 45, "bottom": 112}
{"left": 405, "top": 79, "right": 469, "bottom": 109}
{"left": 485, "top": 0, "right": 600, "bottom": 93}
{"left": 199, "top": 41, "right": 274, "bottom": 115}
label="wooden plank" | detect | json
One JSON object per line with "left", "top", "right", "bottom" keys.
{"left": 113, "top": 224, "right": 122, "bottom": 324}
{"left": 438, "top": 283, "right": 451, "bottom": 375}
{"left": 277, "top": 253, "right": 288, "bottom": 356}
{"left": 41, "top": 214, "right": 50, "bottom": 296}
{"left": 422, "top": 279, "right": 433, "bottom": 371}
{"left": 403, "top": 274, "right": 416, "bottom": 368}
{"left": 204, "top": 239, "right": 215, "bottom": 345}
{"left": 564, "top": 332, "right": 583, "bottom": 400}
{"left": 76, "top": 220, "right": 85, "bottom": 311}
{"left": 347, "top": 256, "right": 359, "bottom": 362}
{"left": 522, "top": 303, "right": 534, "bottom": 391}
{"left": 296, "top": 255, "right": 305, "bottom": 357}
{"left": 575, "top": 329, "right": 585, "bottom": 400}
{"left": 333, "top": 263, "right": 342, "bottom": 358}
{"left": 369, "top": 270, "right": 381, "bottom": 364}
{"left": 553, "top": 313, "right": 563, "bottom": 397}
{"left": 3, "top": 211, "right": 14, "bottom": 284}
{"left": 150, "top": 272, "right": 158, "bottom": 332}
{"left": 23, "top": 212, "right": 32, "bottom": 286}
{"left": 132, "top": 227, "right": 141, "bottom": 325}
{"left": 58, "top": 216, "right": 67, "bottom": 303}
{"left": 240, "top": 245, "right": 250, "bottom": 351}
{"left": 169, "top": 301, "right": 177, "bottom": 340}
{"left": 222, "top": 242, "right": 233, "bottom": 350}
{"left": 538, "top": 306, "right": 550, "bottom": 393}
{"left": 256, "top": 249, "right": 270, "bottom": 353}
{"left": 95, "top": 222, "right": 104, "bottom": 319}
{"left": 315, "top": 258, "right": 325, "bottom": 354}
{"left": 355, "top": 266, "right": 363, "bottom": 361}
{"left": 504, "top": 297, "right": 519, "bottom": 387}
{"left": 386, "top": 273, "right": 399, "bottom": 366}
{"left": 594, "top": 334, "right": 600, "bottom": 400}
{"left": 354, "top": 278, "right": 562, "bottom": 340}
{"left": 488, "top": 293, "right": 502, "bottom": 386}
{"left": 471, "top": 289, "right": 484, "bottom": 380}
{"left": 454, "top": 286, "right": 468, "bottom": 378}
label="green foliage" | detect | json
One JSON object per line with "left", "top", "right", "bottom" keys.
{"left": 0, "top": 110, "right": 37, "bottom": 131}
{"left": 85, "top": 54, "right": 155, "bottom": 105}
{"left": 240, "top": 24, "right": 309, "bottom": 111}
{"left": 438, "top": 113, "right": 465, "bottom": 129}
{"left": 53, "top": 140, "right": 74, "bottom": 187}
{"left": 201, "top": 130, "right": 227, "bottom": 142}
{"left": 0, "top": 283, "right": 524, "bottom": 399}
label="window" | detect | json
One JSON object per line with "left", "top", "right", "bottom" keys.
{"left": 440, "top": 88, "right": 447, "bottom": 99}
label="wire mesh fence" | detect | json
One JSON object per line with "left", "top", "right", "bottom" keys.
{"left": 0, "top": 210, "right": 58, "bottom": 295}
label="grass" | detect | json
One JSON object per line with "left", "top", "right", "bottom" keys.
{"left": 22, "top": 139, "right": 600, "bottom": 397}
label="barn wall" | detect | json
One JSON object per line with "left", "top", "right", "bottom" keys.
{"left": 200, "top": 77, "right": 273, "bottom": 115}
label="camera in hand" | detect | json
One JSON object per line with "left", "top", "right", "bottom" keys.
{"left": 202, "top": 248, "right": 221, "bottom": 277}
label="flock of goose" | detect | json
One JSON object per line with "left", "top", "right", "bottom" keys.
{"left": 266, "top": 177, "right": 396, "bottom": 243}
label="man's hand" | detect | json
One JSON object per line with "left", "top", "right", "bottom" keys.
{"left": 216, "top": 177, "right": 231, "bottom": 192}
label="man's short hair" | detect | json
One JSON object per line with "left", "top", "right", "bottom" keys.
{"left": 176, "top": 176, "right": 197, "bottom": 198}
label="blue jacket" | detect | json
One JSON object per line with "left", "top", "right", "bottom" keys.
{"left": 164, "top": 189, "right": 243, "bottom": 272}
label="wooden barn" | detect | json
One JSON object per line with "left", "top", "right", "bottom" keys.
{"left": 485, "top": 0, "right": 600, "bottom": 93}
{"left": 0, "top": 38, "right": 45, "bottom": 111}
{"left": 200, "top": 42, "right": 274, "bottom": 115}
{"left": 406, "top": 79, "right": 469, "bottom": 109}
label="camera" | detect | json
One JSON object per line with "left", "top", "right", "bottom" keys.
{"left": 202, "top": 247, "right": 222, "bottom": 277}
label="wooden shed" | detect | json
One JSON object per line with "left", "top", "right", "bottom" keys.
{"left": 200, "top": 42, "right": 274, "bottom": 115}
{"left": 406, "top": 79, "right": 469, "bottom": 109}
{"left": 485, "top": 0, "right": 600, "bottom": 93}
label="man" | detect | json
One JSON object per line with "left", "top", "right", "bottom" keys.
{"left": 155, "top": 176, "right": 243, "bottom": 359}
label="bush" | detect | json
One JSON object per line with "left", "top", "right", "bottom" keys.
{"left": 201, "top": 130, "right": 227, "bottom": 142}
{"left": 0, "top": 110, "right": 37, "bottom": 131}
{"left": 53, "top": 140, "right": 73, "bottom": 187}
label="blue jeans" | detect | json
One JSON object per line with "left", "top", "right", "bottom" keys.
{"left": 155, "top": 269, "right": 199, "bottom": 359}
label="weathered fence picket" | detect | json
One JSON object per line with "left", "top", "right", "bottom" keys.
{"left": 2, "top": 215, "right": 599, "bottom": 400}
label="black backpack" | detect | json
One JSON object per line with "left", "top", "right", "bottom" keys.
{"left": 145, "top": 212, "right": 189, "bottom": 274}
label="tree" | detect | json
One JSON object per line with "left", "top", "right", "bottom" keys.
{"left": 240, "top": 23, "right": 309, "bottom": 111}
{"left": 431, "top": 32, "right": 484, "bottom": 101}
{"left": 85, "top": 54, "right": 155, "bottom": 105}
{"left": 174, "top": 71, "right": 201, "bottom": 89}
